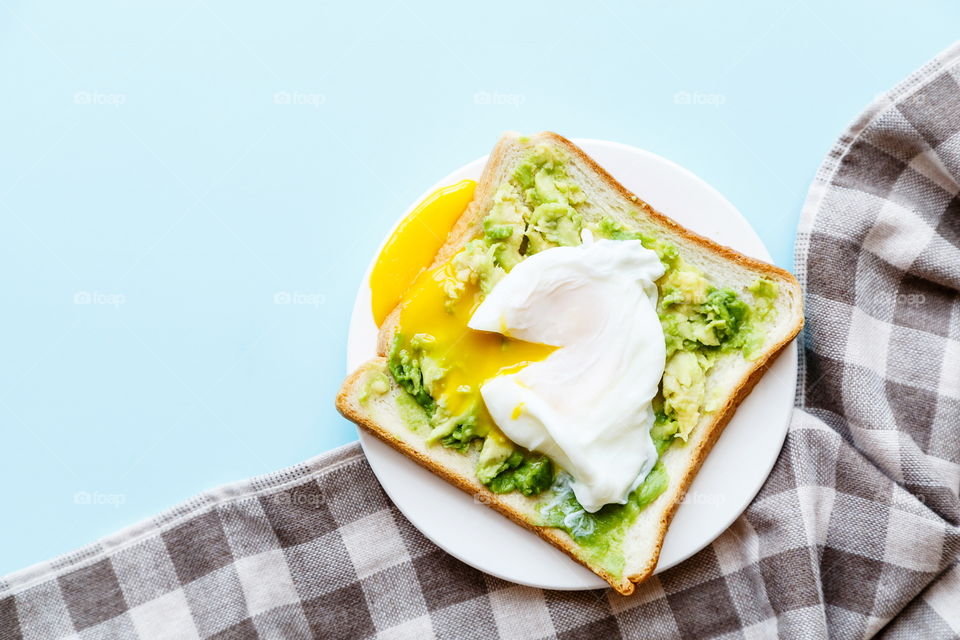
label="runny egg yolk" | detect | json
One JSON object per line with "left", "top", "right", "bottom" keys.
{"left": 399, "top": 259, "right": 555, "bottom": 433}
{"left": 368, "top": 180, "right": 555, "bottom": 441}
{"left": 370, "top": 179, "right": 476, "bottom": 326}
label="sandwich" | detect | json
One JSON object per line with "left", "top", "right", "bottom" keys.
{"left": 336, "top": 131, "right": 803, "bottom": 595}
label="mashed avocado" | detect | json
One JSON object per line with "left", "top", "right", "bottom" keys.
{"left": 444, "top": 240, "right": 503, "bottom": 302}
{"left": 649, "top": 410, "right": 680, "bottom": 454}
{"left": 659, "top": 288, "right": 749, "bottom": 353}
{"left": 482, "top": 185, "right": 526, "bottom": 270}
{"left": 662, "top": 351, "right": 709, "bottom": 441}
{"left": 426, "top": 403, "right": 479, "bottom": 447}
{"left": 395, "top": 390, "right": 430, "bottom": 434}
{"left": 594, "top": 218, "right": 679, "bottom": 266}
{"left": 388, "top": 333, "right": 437, "bottom": 411}
{"left": 476, "top": 437, "right": 517, "bottom": 483}
{"left": 660, "top": 264, "right": 710, "bottom": 306}
{"left": 540, "top": 463, "right": 669, "bottom": 575}
{"left": 748, "top": 277, "right": 779, "bottom": 322}
{"left": 440, "top": 145, "right": 585, "bottom": 304}
{"left": 359, "top": 371, "right": 391, "bottom": 404}
{"left": 527, "top": 202, "right": 582, "bottom": 252}
{"left": 485, "top": 453, "right": 554, "bottom": 495}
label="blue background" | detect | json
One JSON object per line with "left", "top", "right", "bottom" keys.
{"left": 1, "top": 0, "right": 956, "bottom": 575}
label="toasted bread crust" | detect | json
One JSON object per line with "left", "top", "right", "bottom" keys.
{"left": 349, "top": 132, "right": 804, "bottom": 594}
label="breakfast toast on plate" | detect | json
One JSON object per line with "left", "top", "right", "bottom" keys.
{"left": 337, "top": 132, "right": 803, "bottom": 595}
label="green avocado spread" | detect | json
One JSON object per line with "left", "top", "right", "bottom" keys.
{"left": 386, "top": 143, "right": 781, "bottom": 578}
{"left": 541, "top": 464, "right": 669, "bottom": 574}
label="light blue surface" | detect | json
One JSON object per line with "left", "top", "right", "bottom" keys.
{"left": 0, "top": 0, "right": 955, "bottom": 575}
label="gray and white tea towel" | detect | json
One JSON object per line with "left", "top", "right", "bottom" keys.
{"left": 3, "top": 44, "right": 960, "bottom": 640}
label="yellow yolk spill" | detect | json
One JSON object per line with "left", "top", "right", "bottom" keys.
{"left": 370, "top": 179, "right": 554, "bottom": 443}
{"left": 370, "top": 179, "right": 476, "bottom": 326}
{"left": 399, "top": 259, "right": 555, "bottom": 441}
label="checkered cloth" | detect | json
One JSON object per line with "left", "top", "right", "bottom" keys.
{"left": 4, "top": 49, "right": 960, "bottom": 640}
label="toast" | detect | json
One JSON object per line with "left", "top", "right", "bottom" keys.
{"left": 336, "top": 132, "right": 803, "bottom": 595}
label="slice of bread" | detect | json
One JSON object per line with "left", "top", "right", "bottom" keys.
{"left": 337, "top": 132, "right": 803, "bottom": 595}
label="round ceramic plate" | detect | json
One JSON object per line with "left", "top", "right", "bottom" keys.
{"left": 346, "top": 139, "right": 797, "bottom": 591}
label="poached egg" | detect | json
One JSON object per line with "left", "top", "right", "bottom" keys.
{"left": 469, "top": 234, "right": 666, "bottom": 512}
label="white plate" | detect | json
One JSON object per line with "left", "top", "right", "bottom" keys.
{"left": 346, "top": 139, "right": 797, "bottom": 591}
